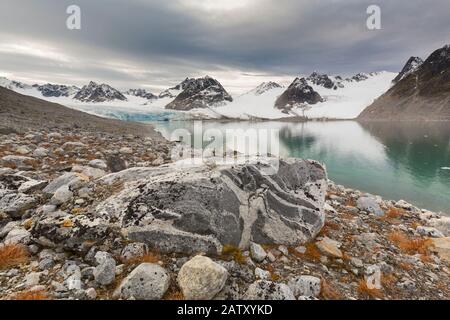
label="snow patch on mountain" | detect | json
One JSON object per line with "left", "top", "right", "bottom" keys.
{"left": 392, "top": 57, "right": 424, "bottom": 83}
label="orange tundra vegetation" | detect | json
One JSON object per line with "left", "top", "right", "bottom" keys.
{"left": 9, "top": 290, "right": 51, "bottom": 300}
{"left": 357, "top": 279, "right": 384, "bottom": 299}
{"left": 0, "top": 244, "right": 29, "bottom": 270}
{"left": 387, "top": 231, "right": 432, "bottom": 255}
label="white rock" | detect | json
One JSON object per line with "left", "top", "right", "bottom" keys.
{"left": 177, "top": 255, "right": 228, "bottom": 300}
{"left": 244, "top": 280, "right": 295, "bottom": 300}
{"left": 255, "top": 267, "right": 271, "bottom": 280}
{"left": 288, "top": 275, "right": 321, "bottom": 297}
{"left": 250, "top": 242, "right": 267, "bottom": 262}
{"left": 416, "top": 226, "right": 444, "bottom": 238}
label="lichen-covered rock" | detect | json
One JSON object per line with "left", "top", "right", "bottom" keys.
{"left": 0, "top": 190, "right": 36, "bottom": 218}
{"left": 96, "top": 158, "right": 327, "bottom": 254}
{"left": 177, "top": 256, "right": 228, "bottom": 300}
{"left": 288, "top": 275, "right": 321, "bottom": 297}
{"left": 115, "top": 263, "right": 170, "bottom": 300}
{"left": 244, "top": 280, "right": 295, "bottom": 300}
{"left": 31, "top": 211, "right": 109, "bottom": 252}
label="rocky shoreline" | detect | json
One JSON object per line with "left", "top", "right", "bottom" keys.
{"left": 0, "top": 126, "right": 449, "bottom": 301}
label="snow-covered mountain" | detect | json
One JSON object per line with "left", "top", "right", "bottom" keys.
{"left": 306, "top": 72, "right": 344, "bottom": 90}
{"left": 0, "top": 70, "right": 396, "bottom": 120}
{"left": 165, "top": 76, "right": 233, "bottom": 111}
{"left": 125, "top": 88, "right": 157, "bottom": 100}
{"left": 158, "top": 78, "right": 195, "bottom": 99}
{"left": 0, "top": 77, "right": 32, "bottom": 90}
{"left": 249, "top": 82, "right": 283, "bottom": 95}
{"left": 74, "top": 81, "right": 127, "bottom": 103}
{"left": 274, "top": 78, "right": 323, "bottom": 113}
{"left": 392, "top": 57, "right": 424, "bottom": 84}
{"left": 33, "top": 83, "right": 80, "bottom": 98}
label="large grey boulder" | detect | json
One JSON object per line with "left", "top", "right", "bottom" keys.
{"left": 96, "top": 158, "right": 327, "bottom": 254}
{"left": 177, "top": 255, "right": 228, "bottom": 300}
{"left": 115, "top": 263, "right": 170, "bottom": 300}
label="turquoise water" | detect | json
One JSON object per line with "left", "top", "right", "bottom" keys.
{"left": 150, "top": 120, "right": 450, "bottom": 214}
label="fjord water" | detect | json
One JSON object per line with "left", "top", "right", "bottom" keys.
{"left": 151, "top": 120, "right": 450, "bottom": 215}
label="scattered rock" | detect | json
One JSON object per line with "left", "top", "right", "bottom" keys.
{"left": 115, "top": 263, "right": 170, "bottom": 300}
{"left": 244, "top": 280, "right": 295, "bottom": 300}
{"left": 177, "top": 255, "right": 228, "bottom": 300}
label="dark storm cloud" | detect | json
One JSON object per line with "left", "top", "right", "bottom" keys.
{"left": 0, "top": 0, "right": 449, "bottom": 92}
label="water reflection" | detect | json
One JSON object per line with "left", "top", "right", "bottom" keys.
{"left": 151, "top": 120, "right": 450, "bottom": 214}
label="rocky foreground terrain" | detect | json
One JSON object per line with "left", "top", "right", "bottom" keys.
{"left": 0, "top": 87, "right": 449, "bottom": 301}
{"left": 0, "top": 126, "right": 449, "bottom": 300}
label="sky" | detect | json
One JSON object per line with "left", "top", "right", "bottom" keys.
{"left": 0, "top": 0, "right": 449, "bottom": 95}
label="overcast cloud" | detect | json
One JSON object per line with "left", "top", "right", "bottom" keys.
{"left": 0, "top": 0, "right": 449, "bottom": 94}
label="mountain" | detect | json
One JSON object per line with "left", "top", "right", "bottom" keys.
{"left": 359, "top": 45, "right": 450, "bottom": 121}
{"left": 158, "top": 78, "right": 196, "bottom": 99}
{"left": 307, "top": 72, "right": 344, "bottom": 90}
{"left": 125, "top": 88, "right": 157, "bottom": 100}
{"left": 250, "top": 82, "right": 282, "bottom": 95}
{"left": 392, "top": 57, "right": 424, "bottom": 84}
{"left": 165, "top": 76, "right": 233, "bottom": 111}
{"left": 274, "top": 78, "right": 323, "bottom": 113}
{"left": 73, "top": 81, "right": 127, "bottom": 103}
{"left": 33, "top": 83, "right": 80, "bottom": 98}
{"left": 0, "top": 77, "right": 32, "bottom": 90}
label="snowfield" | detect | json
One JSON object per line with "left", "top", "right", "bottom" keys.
{"left": 1, "top": 71, "right": 396, "bottom": 121}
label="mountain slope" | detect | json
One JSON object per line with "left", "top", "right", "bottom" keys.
{"left": 359, "top": 45, "right": 450, "bottom": 121}
{"left": 165, "top": 76, "right": 232, "bottom": 111}
{"left": 0, "top": 86, "right": 160, "bottom": 137}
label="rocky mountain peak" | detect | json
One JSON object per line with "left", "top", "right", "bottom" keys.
{"left": 125, "top": 88, "right": 157, "bottom": 100}
{"left": 359, "top": 44, "right": 450, "bottom": 120}
{"left": 392, "top": 57, "right": 424, "bottom": 83}
{"left": 73, "top": 82, "right": 127, "bottom": 103}
{"left": 33, "top": 83, "right": 80, "bottom": 98}
{"left": 165, "top": 76, "right": 233, "bottom": 111}
{"left": 307, "top": 72, "right": 343, "bottom": 90}
{"left": 274, "top": 77, "right": 323, "bottom": 113}
{"left": 251, "top": 82, "right": 282, "bottom": 95}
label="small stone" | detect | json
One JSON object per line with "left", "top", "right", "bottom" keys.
{"left": 316, "top": 237, "right": 343, "bottom": 258}
{"left": 93, "top": 251, "right": 116, "bottom": 286}
{"left": 85, "top": 288, "right": 97, "bottom": 300}
{"left": 120, "top": 243, "right": 147, "bottom": 262}
{"left": 357, "top": 196, "right": 384, "bottom": 216}
{"left": 249, "top": 242, "right": 267, "bottom": 262}
{"left": 25, "top": 272, "right": 41, "bottom": 288}
{"left": 416, "top": 226, "right": 444, "bottom": 238}
{"left": 50, "top": 186, "right": 73, "bottom": 206}
{"left": 88, "top": 159, "right": 108, "bottom": 170}
{"left": 278, "top": 245, "right": 289, "bottom": 256}
{"left": 254, "top": 267, "right": 270, "bottom": 280}
{"left": 18, "top": 180, "right": 48, "bottom": 194}
{"left": 350, "top": 257, "right": 364, "bottom": 268}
